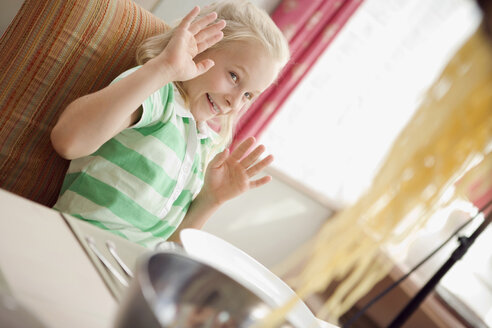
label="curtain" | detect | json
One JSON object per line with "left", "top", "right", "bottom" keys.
{"left": 232, "top": 0, "right": 364, "bottom": 147}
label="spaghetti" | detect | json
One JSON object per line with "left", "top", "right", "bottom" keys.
{"left": 283, "top": 25, "right": 492, "bottom": 324}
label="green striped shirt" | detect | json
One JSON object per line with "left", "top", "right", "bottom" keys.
{"left": 54, "top": 66, "right": 217, "bottom": 248}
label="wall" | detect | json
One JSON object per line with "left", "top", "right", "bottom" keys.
{"left": 0, "top": 0, "right": 23, "bottom": 35}
{"left": 153, "top": 0, "right": 281, "bottom": 23}
{"left": 203, "top": 168, "right": 333, "bottom": 269}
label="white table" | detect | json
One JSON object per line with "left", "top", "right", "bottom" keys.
{"left": 0, "top": 188, "right": 145, "bottom": 328}
{"left": 0, "top": 188, "right": 342, "bottom": 328}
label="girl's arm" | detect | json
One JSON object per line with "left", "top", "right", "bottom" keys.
{"left": 168, "top": 137, "right": 274, "bottom": 242}
{"left": 51, "top": 6, "right": 225, "bottom": 159}
{"left": 51, "top": 63, "right": 172, "bottom": 159}
{"left": 166, "top": 190, "right": 222, "bottom": 242}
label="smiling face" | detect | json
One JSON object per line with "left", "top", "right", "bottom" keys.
{"left": 181, "top": 40, "right": 281, "bottom": 123}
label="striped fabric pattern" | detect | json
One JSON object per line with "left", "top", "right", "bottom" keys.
{"left": 0, "top": 0, "right": 168, "bottom": 206}
{"left": 54, "top": 67, "right": 214, "bottom": 247}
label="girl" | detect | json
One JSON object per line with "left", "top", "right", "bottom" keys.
{"left": 51, "top": 0, "right": 290, "bottom": 248}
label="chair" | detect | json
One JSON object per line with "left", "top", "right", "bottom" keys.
{"left": 0, "top": 0, "right": 168, "bottom": 207}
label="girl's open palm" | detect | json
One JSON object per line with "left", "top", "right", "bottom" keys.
{"left": 156, "top": 6, "right": 226, "bottom": 81}
{"left": 201, "top": 137, "right": 274, "bottom": 205}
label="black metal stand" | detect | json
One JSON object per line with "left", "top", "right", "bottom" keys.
{"left": 388, "top": 210, "right": 491, "bottom": 328}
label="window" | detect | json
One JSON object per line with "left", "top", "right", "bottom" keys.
{"left": 261, "top": 0, "right": 481, "bottom": 206}
{"left": 261, "top": 0, "right": 491, "bottom": 326}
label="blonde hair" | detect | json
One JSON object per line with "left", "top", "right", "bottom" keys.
{"left": 136, "top": 0, "right": 290, "bottom": 153}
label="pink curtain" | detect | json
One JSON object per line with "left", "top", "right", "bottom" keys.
{"left": 232, "top": 0, "right": 364, "bottom": 147}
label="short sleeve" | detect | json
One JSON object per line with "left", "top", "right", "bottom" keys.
{"left": 110, "top": 66, "right": 175, "bottom": 128}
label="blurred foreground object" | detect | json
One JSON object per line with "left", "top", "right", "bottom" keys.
{"left": 456, "top": 152, "right": 492, "bottom": 214}
{"left": 288, "top": 24, "right": 492, "bottom": 322}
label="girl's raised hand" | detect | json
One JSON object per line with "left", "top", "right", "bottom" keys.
{"left": 200, "top": 137, "right": 274, "bottom": 206}
{"left": 154, "top": 6, "right": 226, "bottom": 81}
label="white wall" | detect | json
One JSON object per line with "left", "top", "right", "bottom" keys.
{"left": 153, "top": 0, "right": 281, "bottom": 24}
{"left": 0, "top": 0, "right": 24, "bottom": 36}
{"left": 203, "top": 169, "right": 333, "bottom": 269}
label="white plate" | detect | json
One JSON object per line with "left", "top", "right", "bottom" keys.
{"left": 180, "top": 229, "right": 337, "bottom": 328}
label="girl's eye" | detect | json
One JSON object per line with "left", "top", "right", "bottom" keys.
{"left": 230, "top": 72, "right": 238, "bottom": 83}
{"left": 244, "top": 92, "right": 252, "bottom": 100}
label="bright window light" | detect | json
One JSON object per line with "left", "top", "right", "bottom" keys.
{"left": 261, "top": 0, "right": 481, "bottom": 206}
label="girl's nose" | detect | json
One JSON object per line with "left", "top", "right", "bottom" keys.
{"left": 225, "top": 91, "right": 244, "bottom": 113}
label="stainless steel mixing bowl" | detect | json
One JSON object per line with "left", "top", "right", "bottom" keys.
{"left": 114, "top": 248, "right": 294, "bottom": 328}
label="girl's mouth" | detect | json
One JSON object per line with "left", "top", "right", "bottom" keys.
{"left": 206, "top": 93, "right": 221, "bottom": 114}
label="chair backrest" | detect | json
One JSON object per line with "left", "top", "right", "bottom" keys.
{"left": 0, "top": 0, "right": 168, "bottom": 207}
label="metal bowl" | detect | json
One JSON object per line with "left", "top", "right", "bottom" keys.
{"left": 114, "top": 248, "right": 294, "bottom": 328}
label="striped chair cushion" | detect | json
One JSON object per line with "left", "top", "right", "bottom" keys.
{"left": 0, "top": 0, "right": 168, "bottom": 206}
